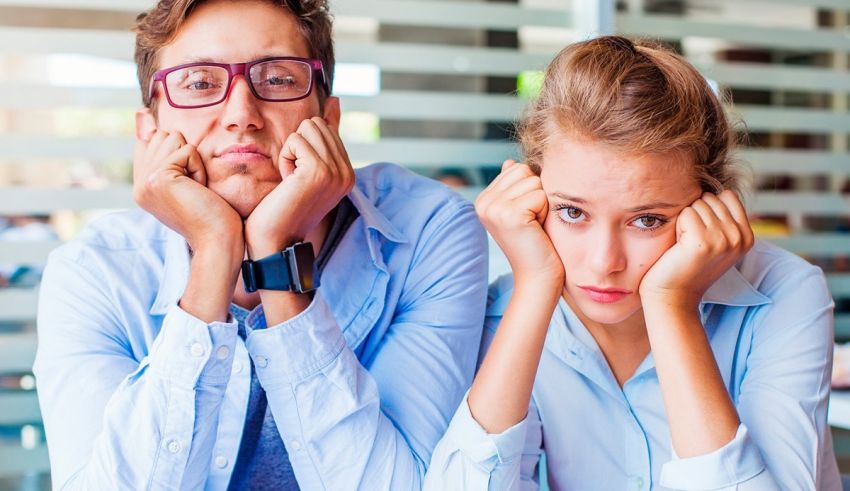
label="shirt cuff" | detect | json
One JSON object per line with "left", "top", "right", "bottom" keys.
{"left": 147, "top": 303, "right": 239, "bottom": 388}
{"left": 245, "top": 292, "right": 347, "bottom": 385}
{"left": 443, "top": 391, "right": 528, "bottom": 473}
{"left": 659, "top": 424, "right": 766, "bottom": 490}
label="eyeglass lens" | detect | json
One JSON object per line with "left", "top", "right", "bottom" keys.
{"left": 164, "top": 59, "right": 313, "bottom": 107}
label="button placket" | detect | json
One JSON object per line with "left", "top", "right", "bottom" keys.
{"left": 167, "top": 439, "right": 181, "bottom": 454}
{"left": 189, "top": 342, "right": 205, "bottom": 358}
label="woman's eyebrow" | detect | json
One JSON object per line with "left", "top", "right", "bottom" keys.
{"left": 627, "top": 202, "right": 680, "bottom": 213}
{"left": 548, "top": 192, "right": 679, "bottom": 213}
{"left": 548, "top": 192, "right": 587, "bottom": 204}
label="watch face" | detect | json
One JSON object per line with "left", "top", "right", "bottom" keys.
{"left": 289, "top": 242, "right": 319, "bottom": 292}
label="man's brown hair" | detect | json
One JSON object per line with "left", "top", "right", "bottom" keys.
{"left": 519, "top": 36, "right": 743, "bottom": 194}
{"left": 134, "top": 0, "right": 334, "bottom": 109}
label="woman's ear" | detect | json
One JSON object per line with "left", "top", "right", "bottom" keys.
{"left": 135, "top": 107, "right": 157, "bottom": 141}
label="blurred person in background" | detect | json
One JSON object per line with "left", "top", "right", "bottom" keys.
{"left": 0, "top": 215, "right": 56, "bottom": 288}
{"left": 33, "top": 0, "right": 487, "bottom": 489}
{"left": 425, "top": 36, "right": 840, "bottom": 490}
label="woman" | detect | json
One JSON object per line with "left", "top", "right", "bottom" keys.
{"left": 425, "top": 36, "right": 840, "bottom": 490}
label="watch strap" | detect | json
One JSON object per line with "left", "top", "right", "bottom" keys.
{"left": 241, "top": 242, "right": 318, "bottom": 293}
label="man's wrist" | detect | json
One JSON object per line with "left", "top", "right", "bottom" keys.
{"left": 247, "top": 235, "right": 304, "bottom": 259}
{"left": 182, "top": 250, "right": 242, "bottom": 323}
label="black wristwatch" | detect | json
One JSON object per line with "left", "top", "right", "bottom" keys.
{"left": 241, "top": 242, "right": 320, "bottom": 293}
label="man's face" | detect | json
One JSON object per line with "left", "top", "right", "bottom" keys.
{"left": 137, "top": 0, "right": 338, "bottom": 218}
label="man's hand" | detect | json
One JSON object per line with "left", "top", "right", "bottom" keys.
{"left": 134, "top": 129, "right": 245, "bottom": 322}
{"left": 244, "top": 117, "right": 355, "bottom": 259}
{"left": 133, "top": 129, "right": 244, "bottom": 257}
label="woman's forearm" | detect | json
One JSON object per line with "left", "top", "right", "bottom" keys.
{"left": 643, "top": 299, "right": 740, "bottom": 458}
{"left": 467, "top": 279, "right": 562, "bottom": 434}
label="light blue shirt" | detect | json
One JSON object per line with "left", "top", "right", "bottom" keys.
{"left": 34, "top": 163, "right": 489, "bottom": 490}
{"left": 426, "top": 239, "right": 840, "bottom": 490}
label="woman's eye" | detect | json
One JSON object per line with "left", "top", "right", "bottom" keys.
{"left": 632, "top": 215, "right": 664, "bottom": 230}
{"left": 558, "top": 206, "right": 585, "bottom": 223}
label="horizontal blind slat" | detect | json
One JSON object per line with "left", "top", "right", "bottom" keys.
{"left": 0, "top": 392, "right": 41, "bottom": 425}
{"left": 619, "top": 13, "right": 850, "bottom": 52}
{"left": 0, "top": 187, "right": 135, "bottom": 213}
{"left": 0, "top": 288, "right": 39, "bottom": 321}
{"left": 0, "top": 444, "right": 50, "bottom": 477}
{"left": 0, "top": 332, "right": 37, "bottom": 372}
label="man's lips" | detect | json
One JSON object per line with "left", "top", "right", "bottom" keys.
{"left": 577, "top": 285, "right": 632, "bottom": 303}
{"left": 216, "top": 144, "right": 271, "bottom": 163}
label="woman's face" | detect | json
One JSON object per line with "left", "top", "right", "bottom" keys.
{"left": 540, "top": 135, "right": 702, "bottom": 327}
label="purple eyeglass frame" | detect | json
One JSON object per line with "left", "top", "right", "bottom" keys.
{"left": 149, "top": 56, "right": 330, "bottom": 109}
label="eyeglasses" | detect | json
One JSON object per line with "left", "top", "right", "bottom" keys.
{"left": 150, "top": 57, "right": 329, "bottom": 109}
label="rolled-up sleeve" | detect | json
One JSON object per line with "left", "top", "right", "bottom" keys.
{"left": 424, "top": 392, "right": 535, "bottom": 490}
{"left": 660, "top": 424, "right": 775, "bottom": 490}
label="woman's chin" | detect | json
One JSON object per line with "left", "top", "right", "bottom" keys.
{"left": 571, "top": 296, "right": 643, "bottom": 327}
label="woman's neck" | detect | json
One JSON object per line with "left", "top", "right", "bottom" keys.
{"left": 562, "top": 291, "right": 651, "bottom": 387}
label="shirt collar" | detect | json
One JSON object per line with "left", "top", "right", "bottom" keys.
{"left": 701, "top": 266, "right": 771, "bottom": 308}
{"left": 347, "top": 185, "right": 407, "bottom": 244}
{"left": 149, "top": 185, "right": 407, "bottom": 316}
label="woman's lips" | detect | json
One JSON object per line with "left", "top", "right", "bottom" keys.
{"left": 578, "top": 285, "right": 631, "bottom": 303}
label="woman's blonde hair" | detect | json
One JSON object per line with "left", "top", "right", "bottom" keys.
{"left": 519, "top": 36, "right": 743, "bottom": 194}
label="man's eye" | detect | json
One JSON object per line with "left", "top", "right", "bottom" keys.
{"left": 187, "top": 81, "right": 214, "bottom": 90}
{"left": 266, "top": 75, "right": 296, "bottom": 86}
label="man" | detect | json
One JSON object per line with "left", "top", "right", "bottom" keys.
{"left": 33, "top": 0, "right": 487, "bottom": 489}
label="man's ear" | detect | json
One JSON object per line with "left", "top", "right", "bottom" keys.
{"left": 135, "top": 107, "right": 157, "bottom": 141}
{"left": 322, "top": 96, "right": 341, "bottom": 128}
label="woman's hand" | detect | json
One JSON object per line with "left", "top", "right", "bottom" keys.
{"left": 639, "top": 189, "right": 754, "bottom": 311}
{"left": 475, "top": 160, "right": 564, "bottom": 287}
{"left": 468, "top": 161, "right": 566, "bottom": 434}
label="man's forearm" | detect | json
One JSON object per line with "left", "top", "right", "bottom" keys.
{"left": 180, "top": 242, "right": 243, "bottom": 323}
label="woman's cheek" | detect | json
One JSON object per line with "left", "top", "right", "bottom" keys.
{"left": 634, "top": 233, "right": 677, "bottom": 275}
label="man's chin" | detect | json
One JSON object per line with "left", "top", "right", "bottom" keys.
{"left": 210, "top": 180, "right": 277, "bottom": 219}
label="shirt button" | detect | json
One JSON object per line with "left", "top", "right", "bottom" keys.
{"left": 214, "top": 455, "right": 228, "bottom": 469}
{"left": 633, "top": 476, "right": 644, "bottom": 489}
{"left": 189, "top": 343, "right": 205, "bottom": 358}
{"left": 255, "top": 355, "right": 268, "bottom": 368}
{"left": 290, "top": 439, "right": 302, "bottom": 451}
{"left": 216, "top": 346, "right": 230, "bottom": 360}
{"left": 232, "top": 360, "right": 243, "bottom": 374}
{"left": 167, "top": 440, "right": 181, "bottom": 454}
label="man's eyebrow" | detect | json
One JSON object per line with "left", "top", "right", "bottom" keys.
{"left": 178, "top": 56, "right": 219, "bottom": 64}
{"left": 178, "top": 54, "right": 291, "bottom": 64}
{"left": 548, "top": 192, "right": 680, "bottom": 212}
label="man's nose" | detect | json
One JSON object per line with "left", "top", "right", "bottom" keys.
{"left": 219, "top": 76, "right": 264, "bottom": 131}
